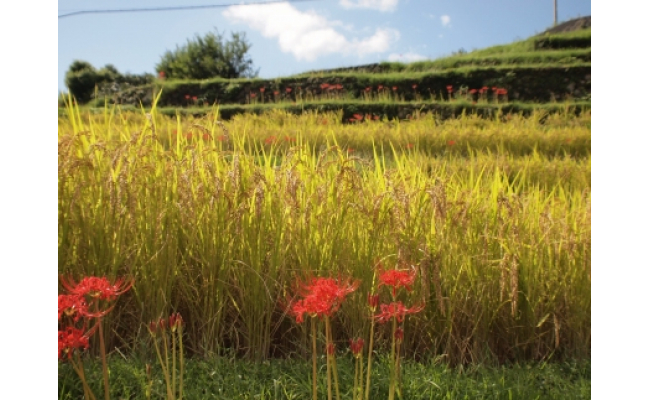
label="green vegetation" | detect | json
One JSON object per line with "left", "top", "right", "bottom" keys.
{"left": 59, "top": 355, "right": 591, "bottom": 399}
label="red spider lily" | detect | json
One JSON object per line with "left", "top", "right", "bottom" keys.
{"left": 58, "top": 294, "right": 110, "bottom": 321}
{"left": 273, "top": 90, "right": 279, "bottom": 96}
{"left": 377, "top": 263, "right": 417, "bottom": 297}
{"left": 286, "top": 87, "right": 292, "bottom": 93}
{"left": 482, "top": 86, "right": 488, "bottom": 91}
{"left": 349, "top": 338, "right": 364, "bottom": 357}
{"left": 412, "top": 84, "right": 418, "bottom": 89}
{"left": 374, "top": 301, "right": 424, "bottom": 324}
{"left": 406, "top": 143, "right": 414, "bottom": 149}
{"left": 320, "top": 83, "right": 330, "bottom": 90}
{"left": 61, "top": 276, "right": 133, "bottom": 301}
{"left": 446, "top": 85, "right": 453, "bottom": 93}
{"left": 392, "top": 86, "right": 398, "bottom": 91}
{"left": 192, "top": 96, "right": 198, "bottom": 101}
{"left": 202, "top": 133, "right": 212, "bottom": 140}
{"left": 365, "top": 87, "right": 371, "bottom": 92}
{"left": 368, "top": 293, "right": 379, "bottom": 311}
{"left": 327, "top": 342, "right": 336, "bottom": 355}
{"left": 185, "top": 95, "right": 190, "bottom": 100}
{"left": 373, "top": 115, "right": 379, "bottom": 120}
{"left": 347, "top": 148, "right": 354, "bottom": 154}
{"left": 284, "top": 136, "right": 297, "bottom": 142}
{"left": 447, "top": 140, "right": 456, "bottom": 146}
{"left": 250, "top": 93, "right": 256, "bottom": 98}
{"left": 260, "top": 87, "right": 265, "bottom": 93}
{"left": 394, "top": 327, "right": 404, "bottom": 342}
{"left": 58, "top": 327, "right": 90, "bottom": 360}
{"left": 168, "top": 312, "right": 184, "bottom": 331}
{"left": 217, "top": 135, "right": 226, "bottom": 142}
{"left": 353, "top": 113, "right": 363, "bottom": 121}
{"left": 469, "top": 89, "right": 477, "bottom": 94}
{"left": 288, "top": 276, "right": 359, "bottom": 324}
{"left": 378, "top": 85, "right": 384, "bottom": 90}
{"left": 335, "top": 84, "right": 343, "bottom": 90}
{"left": 499, "top": 88, "right": 508, "bottom": 95}
{"left": 264, "top": 136, "right": 277, "bottom": 145}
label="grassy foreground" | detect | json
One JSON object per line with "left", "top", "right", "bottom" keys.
{"left": 59, "top": 355, "right": 590, "bottom": 399}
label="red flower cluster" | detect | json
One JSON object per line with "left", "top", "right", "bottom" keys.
{"left": 374, "top": 301, "right": 424, "bottom": 323}
{"left": 149, "top": 312, "right": 184, "bottom": 335}
{"left": 61, "top": 276, "right": 133, "bottom": 301}
{"left": 349, "top": 338, "right": 364, "bottom": 357}
{"left": 58, "top": 327, "right": 90, "bottom": 360}
{"left": 377, "top": 264, "right": 417, "bottom": 297}
{"left": 289, "top": 277, "right": 359, "bottom": 323}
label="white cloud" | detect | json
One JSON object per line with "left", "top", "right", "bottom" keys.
{"left": 388, "top": 52, "right": 427, "bottom": 62}
{"left": 440, "top": 15, "right": 451, "bottom": 27}
{"left": 339, "top": 0, "right": 399, "bottom": 12}
{"left": 223, "top": 2, "right": 399, "bottom": 61}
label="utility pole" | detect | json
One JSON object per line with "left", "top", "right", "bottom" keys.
{"left": 554, "top": 0, "right": 558, "bottom": 26}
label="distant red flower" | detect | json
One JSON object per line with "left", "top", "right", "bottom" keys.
{"left": 447, "top": 140, "right": 456, "bottom": 146}
{"left": 349, "top": 338, "right": 364, "bottom": 357}
{"left": 284, "top": 136, "right": 296, "bottom": 142}
{"left": 365, "top": 87, "right": 371, "bottom": 92}
{"left": 202, "top": 133, "right": 211, "bottom": 140}
{"left": 264, "top": 136, "right": 277, "bottom": 145}
{"left": 273, "top": 91, "right": 279, "bottom": 96}
{"left": 406, "top": 143, "right": 414, "bottom": 149}
{"left": 378, "top": 264, "right": 417, "bottom": 297}
{"left": 368, "top": 293, "right": 379, "bottom": 311}
{"left": 185, "top": 95, "right": 190, "bottom": 99}
{"left": 374, "top": 301, "right": 424, "bottom": 324}
{"left": 492, "top": 86, "right": 498, "bottom": 92}
{"left": 394, "top": 327, "right": 404, "bottom": 342}
{"left": 327, "top": 342, "right": 336, "bottom": 355}
{"left": 320, "top": 83, "right": 330, "bottom": 90}
{"left": 373, "top": 115, "right": 379, "bottom": 120}
{"left": 288, "top": 277, "right": 359, "bottom": 324}
{"left": 60, "top": 276, "right": 132, "bottom": 301}
{"left": 482, "top": 86, "right": 488, "bottom": 91}
{"left": 250, "top": 93, "right": 256, "bottom": 98}
{"left": 260, "top": 87, "right": 265, "bottom": 93}
{"left": 192, "top": 96, "right": 198, "bottom": 101}
{"left": 217, "top": 135, "right": 226, "bottom": 142}
{"left": 158, "top": 71, "right": 165, "bottom": 79}
{"left": 58, "top": 327, "right": 90, "bottom": 360}
{"left": 286, "top": 87, "right": 292, "bottom": 93}
{"left": 347, "top": 148, "right": 354, "bottom": 154}
{"left": 336, "top": 84, "right": 343, "bottom": 90}
{"left": 378, "top": 85, "right": 384, "bottom": 90}
{"left": 392, "top": 86, "right": 398, "bottom": 91}
{"left": 186, "top": 132, "right": 193, "bottom": 139}
{"left": 412, "top": 84, "right": 418, "bottom": 89}
{"left": 446, "top": 85, "right": 453, "bottom": 93}
{"left": 353, "top": 113, "right": 363, "bottom": 121}
{"left": 469, "top": 89, "right": 477, "bottom": 94}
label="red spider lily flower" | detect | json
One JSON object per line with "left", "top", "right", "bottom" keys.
{"left": 446, "top": 85, "right": 453, "bottom": 93}
{"left": 469, "top": 89, "right": 477, "bottom": 94}
{"left": 61, "top": 276, "right": 133, "bottom": 301}
{"left": 168, "top": 312, "right": 184, "bottom": 332}
{"left": 365, "top": 87, "right": 371, "bottom": 92}
{"left": 286, "top": 87, "right": 292, "bottom": 93}
{"left": 394, "top": 327, "right": 404, "bottom": 342}
{"left": 250, "top": 93, "right": 256, "bottom": 98}
{"left": 373, "top": 115, "right": 380, "bottom": 120}
{"left": 185, "top": 95, "right": 190, "bottom": 99}
{"left": 217, "top": 135, "right": 226, "bottom": 142}
{"left": 264, "top": 136, "right": 277, "bottom": 145}
{"left": 148, "top": 320, "right": 159, "bottom": 334}
{"left": 349, "top": 338, "right": 364, "bottom": 357}
{"left": 284, "top": 136, "right": 297, "bottom": 142}
{"left": 374, "top": 301, "right": 424, "bottom": 324}
{"left": 353, "top": 113, "right": 363, "bottom": 121}
{"left": 327, "top": 342, "right": 336, "bottom": 355}
{"left": 274, "top": 90, "right": 279, "bottom": 95}
{"left": 158, "top": 71, "right": 166, "bottom": 79}
{"left": 192, "top": 96, "right": 198, "bottom": 101}
{"left": 500, "top": 89, "right": 508, "bottom": 95}
{"left": 347, "top": 148, "right": 354, "bottom": 154}
{"left": 406, "top": 143, "right": 414, "bottom": 149}
{"left": 58, "top": 327, "right": 90, "bottom": 360}
{"left": 320, "top": 83, "right": 330, "bottom": 90}
{"left": 447, "top": 140, "right": 456, "bottom": 146}
{"left": 377, "top": 263, "right": 417, "bottom": 297}
{"left": 492, "top": 86, "right": 498, "bottom": 92}
{"left": 412, "top": 84, "right": 418, "bottom": 89}
{"left": 58, "top": 294, "right": 88, "bottom": 321}
{"left": 368, "top": 293, "right": 379, "bottom": 311}
{"left": 288, "top": 276, "right": 360, "bottom": 324}
{"left": 260, "top": 87, "right": 265, "bottom": 93}
{"left": 202, "top": 133, "right": 212, "bottom": 140}
{"left": 392, "top": 86, "right": 398, "bottom": 91}
{"left": 482, "top": 86, "right": 488, "bottom": 91}
{"left": 322, "top": 119, "right": 328, "bottom": 125}
{"left": 378, "top": 85, "right": 384, "bottom": 90}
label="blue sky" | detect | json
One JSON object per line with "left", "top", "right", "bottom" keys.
{"left": 58, "top": 0, "right": 591, "bottom": 92}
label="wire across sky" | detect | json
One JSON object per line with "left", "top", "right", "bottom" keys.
{"left": 58, "top": 0, "right": 325, "bottom": 19}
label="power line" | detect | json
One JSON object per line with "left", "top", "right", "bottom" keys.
{"left": 58, "top": 0, "right": 325, "bottom": 19}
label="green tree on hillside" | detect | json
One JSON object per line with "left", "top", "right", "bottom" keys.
{"left": 156, "top": 30, "right": 258, "bottom": 80}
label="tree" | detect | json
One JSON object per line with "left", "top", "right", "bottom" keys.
{"left": 64, "top": 60, "right": 99, "bottom": 103}
{"left": 156, "top": 30, "right": 258, "bottom": 80}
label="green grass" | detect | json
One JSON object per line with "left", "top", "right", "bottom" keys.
{"left": 59, "top": 355, "right": 591, "bottom": 400}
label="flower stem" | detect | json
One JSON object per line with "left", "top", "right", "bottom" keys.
{"left": 388, "top": 316, "right": 397, "bottom": 400}
{"left": 97, "top": 316, "right": 110, "bottom": 400}
{"left": 325, "top": 317, "right": 340, "bottom": 400}
{"left": 364, "top": 318, "right": 375, "bottom": 400}
{"left": 311, "top": 317, "right": 318, "bottom": 400}
{"left": 178, "top": 326, "right": 184, "bottom": 400}
{"left": 172, "top": 328, "right": 177, "bottom": 398}
{"left": 324, "top": 317, "right": 332, "bottom": 400}
{"left": 72, "top": 352, "right": 97, "bottom": 400}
